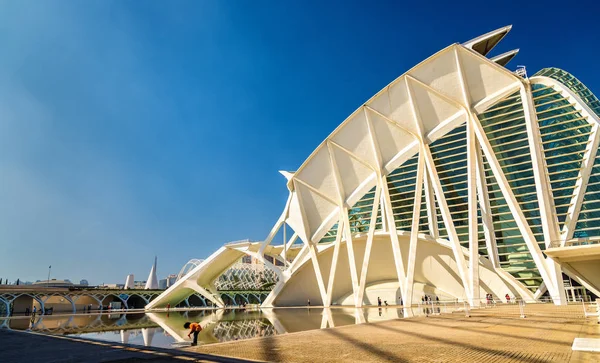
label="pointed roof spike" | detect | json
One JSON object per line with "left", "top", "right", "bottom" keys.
{"left": 490, "top": 49, "right": 520, "bottom": 67}
{"left": 462, "top": 25, "right": 512, "bottom": 56}
{"left": 279, "top": 170, "right": 295, "bottom": 181}
{"left": 145, "top": 256, "right": 159, "bottom": 290}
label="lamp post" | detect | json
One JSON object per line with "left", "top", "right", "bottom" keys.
{"left": 47, "top": 265, "right": 51, "bottom": 288}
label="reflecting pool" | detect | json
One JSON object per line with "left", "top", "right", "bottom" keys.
{"left": 0, "top": 307, "right": 424, "bottom": 348}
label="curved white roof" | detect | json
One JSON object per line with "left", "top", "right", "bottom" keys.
{"left": 285, "top": 38, "right": 521, "bottom": 245}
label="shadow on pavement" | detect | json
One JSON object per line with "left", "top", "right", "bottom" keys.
{"left": 260, "top": 335, "right": 282, "bottom": 362}
{"left": 322, "top": 325, "right": 408, "bottom": 363}
{"left": 370, "top": 321, "right": 550, "bottom": 363}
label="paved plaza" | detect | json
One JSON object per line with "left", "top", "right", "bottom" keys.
{"left": 191, "top": 305, "right": 600, "bottom": 363}
{"left": 0, "top": 305, "right": 599, "bottom": 362}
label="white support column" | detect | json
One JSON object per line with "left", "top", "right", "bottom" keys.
{"left": 259, "top": 219, "right": 284, "bottom": 257}
{"left": 563, "top": 124, "right": 600, "bottom": 241}
{"left": 405, "top": 71, "right": 470, "bottom": 300}
{"left": 283, "top": 222, "right": 287, "bottom": 264}
{"left": 356, "top": 183, "right": 382, "bottom": 305}
{"left": 423, "top": 145, "right": 471, "bottom": 299}
{"left": 342, "top": 207, "right": 360, "bottom": 307}
{"left": 325, "top": 218, "right": 344, "bottom": 307}
{"left": 285, "top": 243, "right": 310, "bottom": 275}
{"left": 292, "top": 174, "right": 336, "bottom": 307}
{"left": 381, "top": 175, "right": 407, "bottom": 296}
{"left": 326, "top": 133, "right": 364, "bottom": 307}
{"left": 364, "top": 107, "right": 408, "bottom": 302}
{"left": 475, "top": 145, "right": 500, "bottom": 268}
{"left": 403, "top": 148, "right": 425, "bottom": 309}
{"left": 471, "top": 112, "right": 555, "bottom": 297}
{"left": 279, "top": 232, "right": 299, "bottom": 262}
{"left": 533, "top": 282, "right": 547, "bottom": 300}
{"left": 467, "top": 114, "right": 480, "bottom": 306}
{"left": 380, "top": 193, "right": 387, "bottom": 233}
{"left": 423, "top": 172, "right": 439, "bottom": 239}
{"left": 259, "top": 193, "right": 293, "bottom": 256}
{"left": 521, "top": 83, "right": 561, "bottom": 245}
{"left": 308, "top": 243, "right": 328, "bottom": 306}
{"left": 521, "top": 83, "right": 566, "bottom": 305}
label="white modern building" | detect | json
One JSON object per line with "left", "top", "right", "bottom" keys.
{"left": 125, "top": 274, "right": 135, "bottom": 290}
{"left": 145, "top": 256, "right": 159, "bottom": 290}
{"left": 147, "top": 26, "right": 600, "bottom": 310}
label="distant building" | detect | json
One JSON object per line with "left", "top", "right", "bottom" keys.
{"left": 32, "top": 279, "right": 74, "bottom": 288}
{"left": 79, "top": 279, "right": 89, "bottom": 286}
{"left": 159, "top": 279, "right": 167, "bottom": 290}
{"left": 125, "top": 274, "right": 134, "bottom": 289}
{"left": 134, "top": 280, "right": 147, "bottom": 289}
{"left": 99, "top": 283, "right": 124, "bottom": 289}
{"left": 145, "top": 256, "right": 159, "bottom": 290}
{"left": 166, "top": 274, "right": 177, "bottom": 288}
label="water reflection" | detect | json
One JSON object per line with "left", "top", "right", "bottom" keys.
{"left": 0, "top": 307, "right": 432, "bottom": 348}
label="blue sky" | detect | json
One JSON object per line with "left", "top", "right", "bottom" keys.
{"left": 1, "top": 0, "right": 598, "bottom": 285}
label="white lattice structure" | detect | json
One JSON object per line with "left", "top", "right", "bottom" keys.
{"left": 214, "top": 262, "right": 278, "bottom": 291}
{"left": 148, "top": 26, "right": 600, "bottom": 310}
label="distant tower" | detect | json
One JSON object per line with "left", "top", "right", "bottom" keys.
{"left": 145, "top": 256, "right": 159, "bottom": 290}
{"left": 125, "top": 274, "right": 134, "bottom": 289}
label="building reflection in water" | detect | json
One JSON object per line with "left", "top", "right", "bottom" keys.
{"left": 0, "top": 307, "right": 432, "bottom": 348}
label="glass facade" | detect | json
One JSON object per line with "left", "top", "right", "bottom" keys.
{"left": 534, "top": 68, "right": 600, "bottom": 118}
{"left": 428, "top": 125, "right": 486, "bottom": 256}
{"left": 387, "top": 154, "right": 426, "bottom": 233}
{"left": 531, "top": 70, "right": 600, "bottom": 240}
{"left": 478, "top": 91, "right": 544, "bottom": 290}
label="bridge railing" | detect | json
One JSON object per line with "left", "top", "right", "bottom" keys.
{"left": 224, "top": 239, "right": 262, "bottom": 246}
{"left": 548, "top": 238, "right": 600, "bottom": 248}
{"left": 414, "top": 297, "right": 592, "bottom": 320}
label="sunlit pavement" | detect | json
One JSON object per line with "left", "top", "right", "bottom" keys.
{"left": 189, "top": 305, "right": 600, "bottom": 363}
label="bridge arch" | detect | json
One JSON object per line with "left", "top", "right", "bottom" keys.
{"left": 101, "top": 294, "right": 127, "bottom": 309}
{"left": 126, "top": 294, "right": 148, "bottom": 309}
